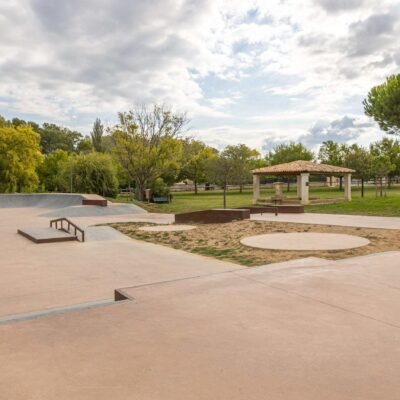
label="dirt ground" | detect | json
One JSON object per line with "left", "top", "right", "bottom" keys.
{"left": 112, "top": 220, "right": 400, "bottom": 266}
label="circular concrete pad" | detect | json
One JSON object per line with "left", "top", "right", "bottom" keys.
{"left": 240, "top": 232, "right": 370, "bottom": 251}
{"left": 139, "top": 225, "right": 196, "bottom": 232}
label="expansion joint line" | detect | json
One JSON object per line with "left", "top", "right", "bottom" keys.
{"left": 232, "top": 271, "right": 400, "bottom": 331}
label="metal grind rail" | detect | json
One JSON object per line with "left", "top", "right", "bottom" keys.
{"left": 50, "top": 217, "right": 85, "bottom": 242}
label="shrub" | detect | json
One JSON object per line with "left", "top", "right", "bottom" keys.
{"left": 151, "top": 177, "right": 170, "bottom": 197}
{"left": 59, "top": 152, "right": 119, "bottom": 197}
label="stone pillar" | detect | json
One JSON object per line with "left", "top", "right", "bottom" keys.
{"left": 296, "top": 175, "right": 301, "bottom": 198}
{"left": 344, "top": 173, "right": 352, "bottom": 201}
{"left": 253, "top": 174, "right": 260, "bottom": 204}
{"left": 300, "top": 173, "right": 310, "bottom": 204}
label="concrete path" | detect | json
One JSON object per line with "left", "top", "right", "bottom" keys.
{"left": 1, "top": 251, "right": 400, "bottom": 400}
{"left": 251, "top": 212, "right": 400, "bottom": 230}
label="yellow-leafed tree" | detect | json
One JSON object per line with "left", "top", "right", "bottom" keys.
{"left": 0, "top": 124, "right": 42, "bottom": 192}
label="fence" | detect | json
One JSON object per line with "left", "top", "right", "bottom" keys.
{"left": 169, "top": 181, "right": 329, "bottom": 193}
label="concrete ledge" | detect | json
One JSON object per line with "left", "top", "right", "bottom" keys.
{"left": 175, "top": 209, "right": 250, "bottom": 224}
{"left": 17, "top": 228, "right": 77, "bottom": 244}
{"left": 81, "top": 194, "right": 108, "bottom": 207}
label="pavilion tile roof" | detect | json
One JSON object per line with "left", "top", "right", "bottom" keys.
{"left": 252, "top": 160, "right": 355, "bottom": 175}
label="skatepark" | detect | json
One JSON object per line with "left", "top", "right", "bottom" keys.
{"left": 1, "top": 194, "right": 400, "bottom": 399}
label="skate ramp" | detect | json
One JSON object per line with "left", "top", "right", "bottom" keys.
{"left": 0, "top": 193, "right": 84, "bottom": 209}
{"left": 0, "top": 193, "right": 147, "bottom": 216}
{"left": 41, "top": 203, "right": 146, "bottom": 218}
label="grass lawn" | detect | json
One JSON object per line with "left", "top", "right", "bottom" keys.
{"left": 306, "top": 186, "right": 400, "bottom": 217}
{"left": 109, "top": 185, "right": 400, "bottom": 217}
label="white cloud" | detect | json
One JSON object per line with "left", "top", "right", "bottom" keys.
{"left": 0, "top": 0, "right": 397, "bottom": 149}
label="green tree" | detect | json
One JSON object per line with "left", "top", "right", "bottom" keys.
{"left": 267, "top": 142, "right": 314, "bottom": 165}
{"left": 266, "top": 142, "right": 313, "bottom": 190}
{"left": 344, "top": 144, "right": 372, "bottom": 198}
{"left": 39, "top": 123, "right": 82, "bottom": 154}
{"left": 206, "top": 154, "right": 236, "bottom": 208}
{"left": 111, "top": 104, "right": 188, "bottom": 200}
{"left": 370, "top": 155, "right": 395, "bottom": 197}
{"left": 0, "top": 115, "right": 8, "bottom": 127}
{"left": 76, "top": 137, "right": 94, "bottom": 154}
{"left": 363, "top": 74, "right": 400, "bottom": 135}
{"left": 318, "top": 140, "right": 347, "bottom": 165}
{"left": 370, "top": 138, "right": 400, "bottom": 187}
{"left": 90, "top": 118, "right": 104, "bottom": 152}
{"left": 101, "top": 135, "right": 114, "bottom": 153}
{"left": 318, "top": 141, "right": 348, "bottom": 190}
{"left": 11, "top": 117, "right": 40, "bottom": 132}
{"left": 58, "top": 152, "right": 119, "bottom": 197}
{"left": 223, "top": 144, "right": 260, "bottom": 193}
{"left": 179, "top": 140, "right": 217, "bottom": 194}
{"left": 0, "top": 125, "right": 42, "bottom": 192}
{"left": 38, "top": 149, "right": 69, "bottom": 191}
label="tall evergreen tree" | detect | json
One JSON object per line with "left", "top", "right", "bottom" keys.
{"left": 90, "top": 118, "right": 104, "bottom": 152}
{"left": 364, "top": 74, "right": 400, "bottom": 135}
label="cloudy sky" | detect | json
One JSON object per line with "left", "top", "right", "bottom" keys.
{"left": 0, "top": 0, "right": 399, "bottom": 152}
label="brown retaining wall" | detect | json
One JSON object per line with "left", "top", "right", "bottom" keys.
{"left": 175, "top": 209, "right": 250, "bottom": 224}
{"left": 248, "top": 205, "right": 304, "bottom": 214}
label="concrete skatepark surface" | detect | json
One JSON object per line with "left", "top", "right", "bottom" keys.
{"left": 1, "top": 252, "right": 400, "bottom": 399}
{"left": 1, "top": 194, "right": 400, "bottom": 399}
{"left": 0, "top": 194, "right": 234, "bottom": 316}
{"left": 241, "top": 232, "right": 370, "bottom": 251}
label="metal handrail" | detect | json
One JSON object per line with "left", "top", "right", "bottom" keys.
{"left": 50, "top": 218, "right": 85, "bottom": 242}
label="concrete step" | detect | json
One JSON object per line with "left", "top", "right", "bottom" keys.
{"left": 17, "top": 227, "right": 78, "bottom": 244}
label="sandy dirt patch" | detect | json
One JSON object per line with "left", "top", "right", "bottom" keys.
{"left": 112, "top": 220, "right": 400, "bottom": 266}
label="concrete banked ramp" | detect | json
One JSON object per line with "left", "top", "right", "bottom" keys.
{"left": 0, "top": 193, "right": 147, "bottom": 217}
{"left": 41, "top": 203, "right": 146, "bottom": 218}
{"left": 0, "top": 193, "right": 85, "bottom": 208}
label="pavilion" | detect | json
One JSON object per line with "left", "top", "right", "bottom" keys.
{"left": 252, "top": 160, "right": 355, "bottom": 205}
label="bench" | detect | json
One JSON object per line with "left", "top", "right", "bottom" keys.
{"left": 153, "top": 196, "right": 170, "bottom": 204}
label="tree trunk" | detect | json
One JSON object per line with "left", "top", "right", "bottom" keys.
{"left": 239, "top": 184, "right": 243, "bottom": 194}
{"left": 385, "top": 175, "right": 388, "bottom": 197}
{"left": 375, "top": 178, "right": 378, "bottom": 198}
{"left": 287, "top": 179, "right": 290, "bottom": 192}
{"left": 361, "top": 178, "right": 364, "bottom": 198}
{"left": 136, "top": 180, "right": 146, "bottom": 201}
{"left": 380, "top": 177, "right": 383, "bottom": 197}
{"left": 223, "top": 185, "right": 227, "bottom": 209}
{"left": 339, "top": 176, "right": 343, "bottom": 191}
{"left": 194, "top": 180, "right": 198, "bottom": 195}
